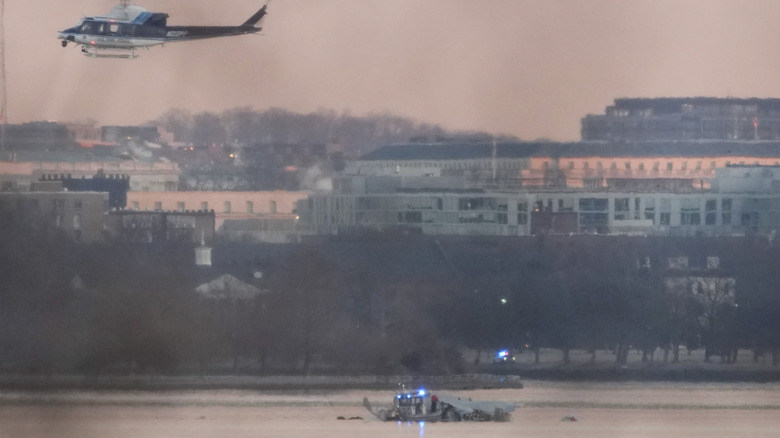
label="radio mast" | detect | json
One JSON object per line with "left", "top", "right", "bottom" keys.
{"left": 0, "top": 0, "right": 7, "bottom": 153}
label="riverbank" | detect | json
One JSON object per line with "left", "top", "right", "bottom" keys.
{"left": 3, "top": 347, "right": 779, "bottom": 391}
{"left": 0, "top": 374, "right": 523, "bottom": 392}
{"left": 2, "top": 365, "right": 780, "bottom": 393}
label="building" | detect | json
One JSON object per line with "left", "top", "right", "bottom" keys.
{"left": 301, "top": 97, "right": 780, "bottom": 238}
{"left": 350, "top": 141, "right": 780, "bottom": 191}
{"left": 0, "top": 121, "right": 77, "bottom": 153}
{"left": 300, "top": 165, "right": 780, "bottom": 238}
{"left": 124, "top": 190, "right": 310, "bottom": 242}
{"left": 582, "top": 97, "right": 780, "bottom": 141}
{"left": 105, "top": 209, "right": 216, "bottom": 244}
{"left": 101, "top": 125, "right": 161, "bottom": 144}
{"left": 0, "top": 152, "right": 179, "bottom": 193}
{"left": 38, "top": 171, "right": 130, "bottom": 209}
{"left": 0, "top": 189, "right": 109, "bottom": 242}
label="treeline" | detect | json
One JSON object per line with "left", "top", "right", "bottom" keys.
{"left": 153, "top": 107, "right": 466, "bottom": 156}
{"left": 151, "top": 108, "right": 519, "bottom": 191}
{"left": 445, "top": 236, "right": 780, "bottom": 367}
{"left": 2, "top": 228, "right": 780, "bottom": 376}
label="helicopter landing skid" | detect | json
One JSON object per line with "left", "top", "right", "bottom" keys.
{"left": 81, "top": 46, "right": 138, "bottom": 59}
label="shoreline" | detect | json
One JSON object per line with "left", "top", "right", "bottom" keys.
{"left": 1, "top": 367, "right": 780, "bottom": 392}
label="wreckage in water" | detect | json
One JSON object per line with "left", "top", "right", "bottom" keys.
{"left": 363, "top": 388, "right": 515, "bottom": 422}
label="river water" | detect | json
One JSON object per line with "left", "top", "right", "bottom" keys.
{"left": 1, "top": 381, "right": 779, "bottom": 437}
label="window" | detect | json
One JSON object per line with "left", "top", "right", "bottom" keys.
{"left": 131, "top": 201, "right": 139, "bottom": 210}
{"left": 74, "top": 200, "right": 83, "bottom": 211}
{"left": 667, "top": 162, "right": 674, "bottom": 171}
{"left": 741, "top": 212, "right": 757, "bottom": 227}
{"left": 270, "top": 200, "right": 277, "bottom": 214}
{"left": 721, "top": 198, "right": 732, "bottom": 225}
{"left": 458, "top": 198, "right": 495, "bottom": 211}
{"left": 224, "top": 201, "right": 231, "bottom": 213}
{"left": 201, "top": 201, "right": 208, "bottom": 211}
{"left": 517, "top": 202, "right": 528, "bottom": 225}
{"left": 247, "top": 201, "right": 254, "bottom": 213}
{"left": 73, "top": 214, "right": 81, "bottom": 230}
{"left": 634, "top": 198, "right": 641, "bottom": 220}
{"left": 177, "top": 202, "right": 185, "bottom": 212}
{"left": 53, "top": 199, "right": 65, "bottom": 211}
{"left": 680, "top": 199, "right": 700, "bottom": 225}
{"left": 660, "top": 198, "right": 672, "bottom": 225}
{"left": 705, "top": 199, "right": 717, "bottom": 225}
{"left": 579, "top": 198, "right": 609, "bottom": 233}
{"left": 154, "top": 201, "right": 162, "bottom": 211}
{"left": 644, "top": 198, "right": 655, "bottom": 222}
{"left": 400, "top": 211, "right": 422, "bottom": 223}
{"left": 614, "top": 198, "right": 630, "bottom": 220}
{"left": 579, "top": 198, "right": 608, "bottom": 212}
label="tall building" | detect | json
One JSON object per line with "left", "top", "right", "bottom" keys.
{"left": 581, "top": 97, "right": 780, "bottom": 141}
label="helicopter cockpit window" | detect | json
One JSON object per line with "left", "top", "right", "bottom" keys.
{"left": 108, "top": 24, "right": 120, "bottom": 35}
{"left": 80, "top": 22, "right": 95, "bottom": 34}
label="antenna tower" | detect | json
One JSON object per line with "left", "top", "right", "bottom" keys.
{"left": 0, "top": 0, "right": 6, "bottom": 152}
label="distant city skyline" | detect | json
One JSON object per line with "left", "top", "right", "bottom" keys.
{"left": 10, "top": 0, "right": 780, "bottom": 141}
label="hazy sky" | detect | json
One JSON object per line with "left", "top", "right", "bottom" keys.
{"left": 11, "top": 0, "right": 780, "bottom": 141}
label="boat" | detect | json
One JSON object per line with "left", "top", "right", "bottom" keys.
{"left": 362, "top": 387, "right": 515, "bottom": 422}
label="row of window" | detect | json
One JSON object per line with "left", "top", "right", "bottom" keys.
{"left": 388, "top": 208, "right": 738, "bottom": 228}
{"left": 129, "top": 200, "right": 278, "bottom": 214}
{"left": 552, "top": 159, "right": 780, "bottom": 172}
{"left": 361, "top": 160, "right": 526, "bottom": 170}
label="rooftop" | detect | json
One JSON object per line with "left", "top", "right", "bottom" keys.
{"left": 360, "top": 141, "right": 780, "bottom": 161}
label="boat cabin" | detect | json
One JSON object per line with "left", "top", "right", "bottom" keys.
{"left": 393, "top": 389, "right": 433, "bottom": 417}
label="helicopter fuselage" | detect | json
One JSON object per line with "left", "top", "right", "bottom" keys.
{"left": 58, "top": 3, "right": 266, "bottom": 58}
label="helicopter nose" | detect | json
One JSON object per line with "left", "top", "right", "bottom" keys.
{"left": 58, "top": 33, "right": 76, "bottom": 42}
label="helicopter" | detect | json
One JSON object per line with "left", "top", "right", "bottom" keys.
{"left": 58, "top": 0, "right": 268, "bottom": 58}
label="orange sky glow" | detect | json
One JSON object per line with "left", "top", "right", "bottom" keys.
{"left": 10, "top": 0, "right": 780, "bottom": 141}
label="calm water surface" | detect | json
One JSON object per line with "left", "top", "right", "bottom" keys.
{"left": 1, "top": 382, "right": 779, "bottom": 438}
